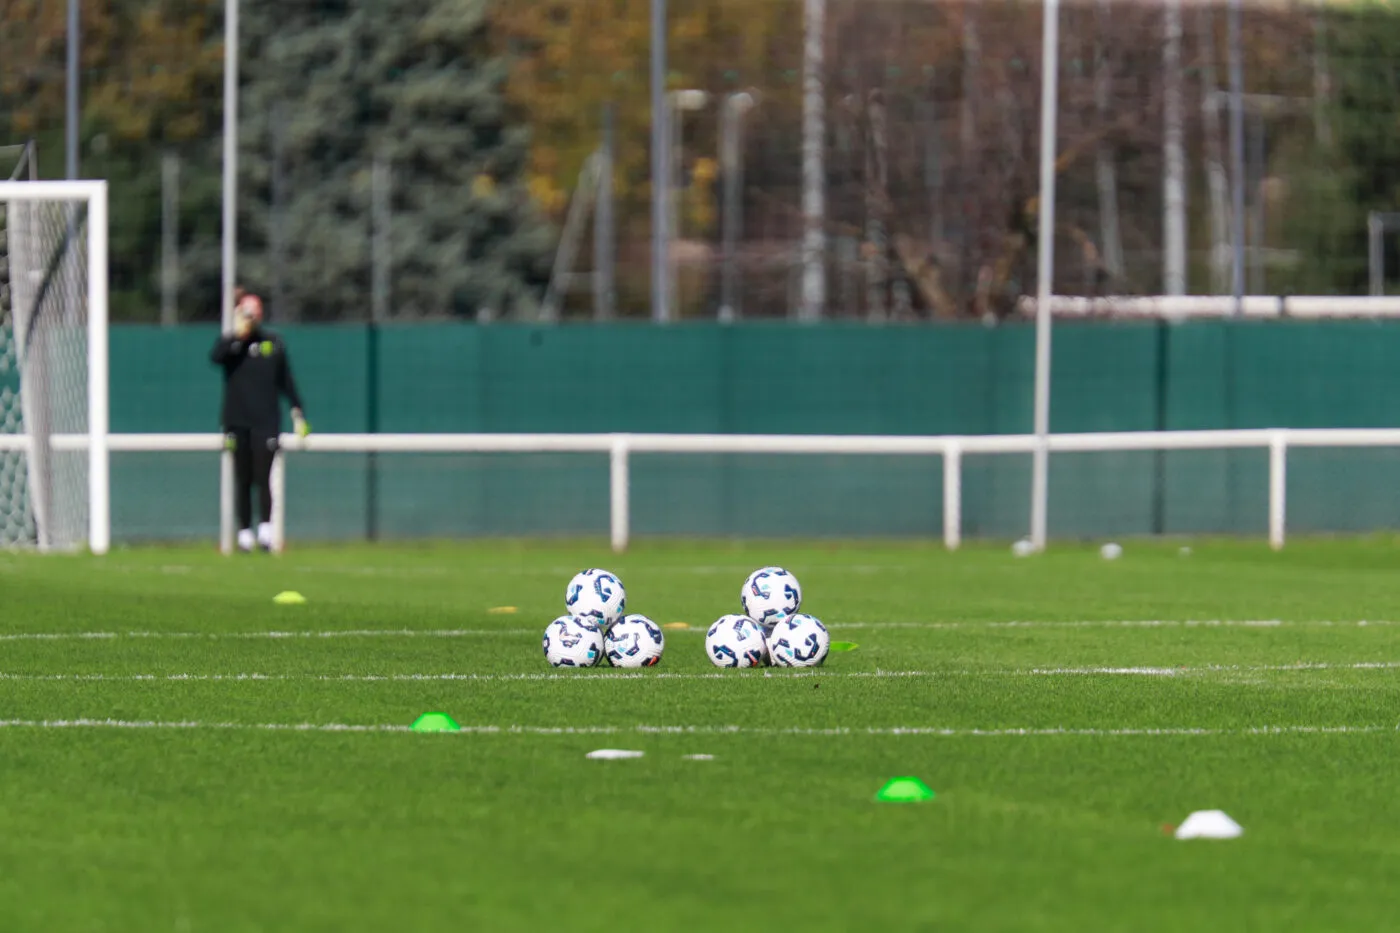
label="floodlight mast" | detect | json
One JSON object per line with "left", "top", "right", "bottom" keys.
{"left": 219, "top": 0, "right": 240, "bottom": 554}
{"left": 1030, "top": 0, "right": 1061, "bottom": 552}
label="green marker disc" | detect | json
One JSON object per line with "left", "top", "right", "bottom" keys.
{"left": 875, "top": 776, "right": 936, "bottom": 803}
{"left": 829, "top": 641, "right": 859, "bottom": 653}
{"left": 411, "top": 712, "right": 460, "bottom": 733}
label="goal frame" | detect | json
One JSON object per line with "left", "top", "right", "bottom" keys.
{"left": 0, "top": 180, "right": 109, "bottom": 554}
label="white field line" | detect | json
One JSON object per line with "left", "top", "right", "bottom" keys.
{"left": 841, "top": 619, "right": 1400, "bottom": 630}
{"left": 3, "top": 619, "right": 1400, "bottom": 642}
{"left": 0, "top": 629, "right": 539, "bottom": 642}
{"left": 0, "top": 719, "right": 1390, "bottom": 737}
{"left": 1, "top": 661, "right": 1398, "bottom": 683}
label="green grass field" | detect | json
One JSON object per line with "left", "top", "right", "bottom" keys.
{"left": 1, "top": 538, "right": 1398, "bottom": 931}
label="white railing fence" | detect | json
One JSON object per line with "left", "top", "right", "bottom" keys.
{"left": 5, "top": 428, "right": 1400, "bottom": 552}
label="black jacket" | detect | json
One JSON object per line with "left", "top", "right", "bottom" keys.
{"left": 210, "top": 328, "right": 305, "bottom": 434}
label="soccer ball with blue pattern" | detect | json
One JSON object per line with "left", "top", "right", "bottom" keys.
{"left": 740, "top": 567, "right": 802, "bottom": 632}
{"left": 767, "top": 613, "right": 829, "bottom": 668}
{"left": 565, "top": 568, "right": 626, "bottom": 627}
{"left": 542, "top": 615, "right": 604, "bottom": 667}
{"left": 705, "top": 614, "right": 769, "bottom": 668}
{"left": 604, "top": 614, "right": 665, "bottom": 668}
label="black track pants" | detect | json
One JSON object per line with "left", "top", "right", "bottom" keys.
{"left": 226, "top": 429, "right": 278, "bottom": 530}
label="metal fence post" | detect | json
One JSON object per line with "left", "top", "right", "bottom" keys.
{"left": 610, "top": 434, "right": 631, "bottom": 553}
{"left": 1269, "top": 431, "right": 1287, "bottom": 551}
{"left": 943, "top": 441, "right": 962, "bottom": 551}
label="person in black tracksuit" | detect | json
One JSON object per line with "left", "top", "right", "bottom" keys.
{"left": 210, "top": 289, "right": 309, "bottom": 552}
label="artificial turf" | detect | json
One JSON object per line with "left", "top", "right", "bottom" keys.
{"left": 0, "top": 538, "right": 1397, "bottom": 931}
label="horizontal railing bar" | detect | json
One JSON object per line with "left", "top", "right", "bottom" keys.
{"left": 7, "top": 428, "right": 1400, "bottom": 457}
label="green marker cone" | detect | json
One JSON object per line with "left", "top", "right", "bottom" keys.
{"left": 829, "top": 641, "right": 859, "bottom": 653}
{"left": 875, "top": 776, "right": 936, "bottom": 803}
{"left": 411, "top": 712, "right": 460, "bottom": 733}
{"left": 272, "top": 591, "right": 306, "bottom": 605}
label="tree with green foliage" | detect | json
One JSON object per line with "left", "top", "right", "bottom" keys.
{"left": 221, "top": 0, "right": 552, "bottom": 321}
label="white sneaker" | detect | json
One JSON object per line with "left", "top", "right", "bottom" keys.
{"left": 256, "top": 522, "right": 274, "bottom": 552}
{"left": 236, "top": 528, "right": 255, "bottom": 553}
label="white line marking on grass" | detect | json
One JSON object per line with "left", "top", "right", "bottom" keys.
{"left": 834, "top": 619, "right": 1400, "bottom": 630}
{"left": 2, "top": 661, "right": 1398, "bottom": 683}
{"left": 0, "top": 720, "right": 1388, "bottom": 738}
{"left": 1, "top": 620, "right": 1397, "bottom": 643}
{"left": 0, "top": 629, "right": 537, "bottom": 642}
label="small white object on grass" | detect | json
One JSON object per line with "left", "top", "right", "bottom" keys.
{"left": 585, "top": 749, "right": 644, "bottom": 760}
{"left": 1100, "top": 543, "right": 1123, "bottom": 561}
{"left": 682, "top": 754, "right": 715, "bottom": 761}
{"left": 1174, "top": 810, "right": 1243, "bottom": 840}
{"left": 1011, "top": 539, "right": 1035, "bottom": 558}
{"left": 1179, "top": 546, "right": 1193, "bottom": 557}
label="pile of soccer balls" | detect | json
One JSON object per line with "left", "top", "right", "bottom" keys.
{"left": 541, "top": 566, "right": 830, "bottom": 669}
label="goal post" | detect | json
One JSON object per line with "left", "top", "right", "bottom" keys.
{"left": 0, "top": 180, "right": 109, "bottom": 554}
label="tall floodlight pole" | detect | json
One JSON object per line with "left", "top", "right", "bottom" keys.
{"left": 799, "top": 0, "right": 827, "bottom": 320}
{"left": 1030, "top": 0, "right": 1061, "bottom": 553}
{"left": 219, "top": 0, "right": 240, "bottom": 554}
{"left": 1227, "top": 0, "right": 1246, "bottom": 314}
{"left": 1163, "top": 0, "right": 1187, "bottom": 295}
{"left": 650, "top": 0, "right": 669, "bottom": 322}
{"left": 66, "top": 0, "right": 79, "bottom": 178}
{"left": 222, "top": 0, "right": 239, "bottom": 332}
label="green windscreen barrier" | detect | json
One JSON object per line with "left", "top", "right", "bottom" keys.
{"left": 108, "top": 319, "right": 1400, "bottom": 542}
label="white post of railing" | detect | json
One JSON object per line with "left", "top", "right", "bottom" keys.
{"left": 610, "top": 434, "right": 630, "bottom": 553}
{"left": 219, "top": 447, "right": 235, "bottom": 554}
{"left": 943, "top": 441, "right": 962, "bottom": 550}
{"left": 1269, "top": 430, "right": 1287, "bottom": 551}
{"left": 271, "top": 451, "right": 286, "bottom": 553}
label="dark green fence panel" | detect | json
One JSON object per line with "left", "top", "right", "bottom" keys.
{"left": 104, "top": 320, "right": 1400, "bottom": 542}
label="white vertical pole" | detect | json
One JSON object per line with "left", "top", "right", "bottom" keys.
{"left": 610, "top": 435, "right": 630, "bottom": 553}
{"left": 650, "top": 0, "right": 669, "bottom": 323}
{"left": 1163, "top": 0, "right": 1187, "bottom": 295}
{"left": 942, "top": 441, "right": 962, "bottom": 551}
{"left": 1030, "top": 0, "right": 1060, "bottom": 552}
{"left": 271, "top": 450, "right": 286, "bottom": 553}
{"left": 1227, "top": 0, "right": 1246, "bottom": 314}
{"left": 220, "top": 448, "right": 234, "bottom": 552}
{"left": 87, "top": 183, "right": 109, "bottom": 555}
{"left": 799, "top": 0, "right": 826, "bottom": 320}
{"left": 66, "top": 0, "right": 79, "bottom": 180}
{"left": 219, "top": 0, "right": 239, "bottom": 555}
{"left": 1268, "top": 431, "right": 1287, "bottom": 551}
{"left": 669, "top": 98, "right": 682, "bottom": 320}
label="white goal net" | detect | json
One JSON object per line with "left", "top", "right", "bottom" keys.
{"left": 0, "top": 180, "right": 109, "bottom": 552}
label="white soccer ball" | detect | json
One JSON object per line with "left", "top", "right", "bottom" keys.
{"left": 565, "top": 568, "right": 626, "bottom": 626}
{"left": 705, "top": 614, "right": 769, "bottom": 668}
{"left": 767, "top": 613, "right": 830, "bottom": 668}
{"left": 604, "top": 614, "right": 665, "bottom": 668}
{"left": 740, "top": 566, "right": 802, "bottom": 632}
{"left": 542, "top": 615, "right": 604, "bottom": 668}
